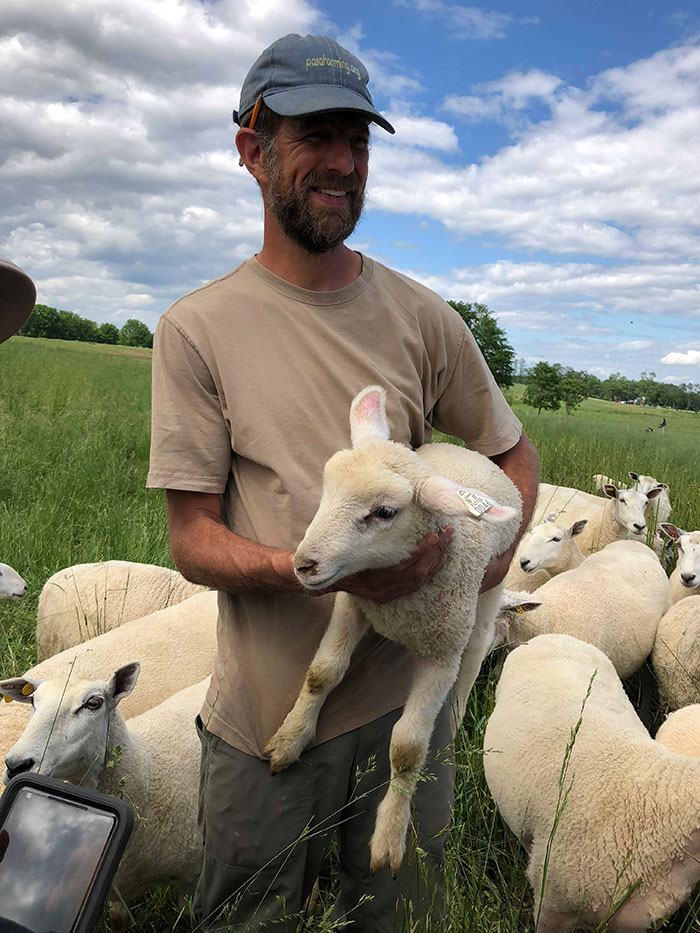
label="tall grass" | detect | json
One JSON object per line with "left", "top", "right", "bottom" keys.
{"left": 2, "top": 338, "right": 700, "bottom": 931}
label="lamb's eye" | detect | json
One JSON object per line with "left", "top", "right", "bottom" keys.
{"left": 551, "top": 536, "right": 561, "bottom": 542}
{"left": 84, "top": 696, "right": 103, "bottom": 711}
{"left": 369, "top": 506, "right": 397, "bottom": 521}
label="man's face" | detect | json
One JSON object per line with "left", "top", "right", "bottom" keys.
{"left": 262, "top": 114, "right": 370, "bottom": 254}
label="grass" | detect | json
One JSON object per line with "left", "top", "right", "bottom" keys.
{"left": 1, "top": 337, "right": 700, "bottom": 931}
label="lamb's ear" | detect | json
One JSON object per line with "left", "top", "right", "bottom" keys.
{"left": 660, "top": 523, "right": 684, "bottom": 542}
{"left": 417, "top": 476, "right": 518, "bottom": 523}
{"left": 569, "top": 519, "right": 588, "bottom": 537}
{"left": 603, "top": 484, "right": 618, "bottom": 500}
{"left": 349, "top": 385, "right": 390, "bottom": 448}
{"left": 106, "top": 662, "right": 140, "bottom": 706}
{"left": 0, "top": 677, "right": 43, "bottom": 704}
{"left": 629, "top": 472, "right": 639, "bottom": 482}
{"left": 500, "top": 591, "right": 542, "bottom": 614}
{"left": 646, "top": 485, "right": 663, "bottom": 501}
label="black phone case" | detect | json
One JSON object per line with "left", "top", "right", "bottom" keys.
{"left": 0, "top": 773, "right": 133, "bottom": 933}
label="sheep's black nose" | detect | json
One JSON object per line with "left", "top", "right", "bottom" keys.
{"left": 5, "top": 757, "right": 35, "bottom": 780}
{"left": 520, "top": 559, "right": 530, "bottom": 570}
{"left": 633, "top": 523, "right": 646, "bottom": 533}
{"left": 681, "top": 573, "right": 697, "bottom": 586}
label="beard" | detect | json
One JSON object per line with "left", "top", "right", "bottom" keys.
{"left": 264, "top": 146, "right": 365, "bottom": 254}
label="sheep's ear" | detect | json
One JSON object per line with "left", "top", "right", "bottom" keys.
{"left": 646, "top": 486, "right": 663, "bottom": 501}
{"left": 0, "top": 677, "right": 42, "bottom": 704}
{"left": 107, "top": 662, "right": 140, "bottom": 706}
{"left": 660, "top": 523, "right": 684, "bottom": 542}
{"left": 417, "top": 476, "right": 518, "bottom": 523}
{"left": 603, "top": 484, "right": 618, "bottom": 499}
{"left": 629, "top": 471, "right": 639, "bottom": 482}
{"left": 570, "top": 519, "right": 588, "bottom": 537}
{"left": 500, "top": 591, "right": 542, "bottom": 614}
{"left": 349, "top": 386, "right": 390, "bottom": 448}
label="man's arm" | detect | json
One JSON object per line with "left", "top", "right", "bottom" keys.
{"left": 480, "top": 432, "right": 540, "bottom": 593}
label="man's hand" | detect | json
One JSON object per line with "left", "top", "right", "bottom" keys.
{"left": 318, "top": 527, "right": 455, "bottom": 604}
{"left": 479, "top": 547, "right": 515, "bottom": 594}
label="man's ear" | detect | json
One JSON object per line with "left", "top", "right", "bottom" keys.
{"left": 236, "top": 128, "right": 267, "bottom": 184}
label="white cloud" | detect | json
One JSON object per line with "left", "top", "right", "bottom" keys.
{"left": 383, "top": 114, "right": 459, "bottom": 151}
{"left": 661, "top": 350, "right": 700, "bottom": 365}
{"left": 620, "top": 340, "right": 653, "bottom": 350}
{"left": 395, "top": 0, "right": 518, "bottom": 40}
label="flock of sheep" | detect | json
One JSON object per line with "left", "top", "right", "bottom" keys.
{"left": 1, "top": 385, "right": 700, "bottom": 931}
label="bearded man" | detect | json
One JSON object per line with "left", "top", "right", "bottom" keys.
{"left": 148, "top": 33, "right": 538, "bottom": 933}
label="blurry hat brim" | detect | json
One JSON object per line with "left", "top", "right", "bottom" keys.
{"left": 0, "top": 257, "right": 36, "bottom": 344}
{"left": 262, "top": 85, "right": 395, "bottom": 134}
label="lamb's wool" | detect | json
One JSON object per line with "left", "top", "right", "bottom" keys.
{"left": 652, "top": 596, "right": 700, "bottom": 710}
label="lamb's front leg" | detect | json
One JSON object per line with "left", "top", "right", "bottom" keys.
{"left": 369, "top": 655, "right": 459, "bottom": 876}
{"left": 263, "top": 593, "right": 368, "bottom": 773}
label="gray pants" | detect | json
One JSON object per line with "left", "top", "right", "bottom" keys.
{"left": 193, "top": 704, "right": 455, "bottom": 932}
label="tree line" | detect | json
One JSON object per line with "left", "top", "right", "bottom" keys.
{"left": 18, "top": 304, "right": 153, "bottom": 348}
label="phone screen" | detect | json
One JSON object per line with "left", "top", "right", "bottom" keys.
{"left": 0, "top": 786, "right": 116, "bottom": 933}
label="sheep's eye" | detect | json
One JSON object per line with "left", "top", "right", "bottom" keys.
{"left": 551, "top": 536, "right": 562, "bottom": 543}
{"left": 369, "top": 506, "right": 397, "bottom": 521}
{"left": 84, "top": 696, "right": 103, "bottom": 711}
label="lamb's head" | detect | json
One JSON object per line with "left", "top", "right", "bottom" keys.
{"left": 0, "top": 563, "right": 27, "bottom": 600}
{"left": 488, "top": 590, "right": 543, "bottom": 653}
{"left": 661, "top": 524, "right": 700, "bottom": 588}
{"left": 629, "top": 472, "right": 668, "bottom": 497}
{"left": 602, "top": 482, "right": 663, "bottom": 536}
{"left": 518, "top": 516, "right": 587, "bottom": 574}
{"left": 294, "top": 385, "right": 518, "bottom": 591}
{"left": 0, "top": 663, "right": 140, "bottom": 788}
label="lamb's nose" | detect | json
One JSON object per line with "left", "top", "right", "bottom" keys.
{"left": 681, "top": 573, "right": 697, "bottom": 586}
{"left": 294, "top": 557, "right": 319, "bottom": 578}
{"left": 633, "top": 523, "right": 646, "bottom": 533}
{"left": 520, "top": 559, "right": 530, "bottom": 570}
{"left": 5, "top": 756, "right": 35, "bottom": 780}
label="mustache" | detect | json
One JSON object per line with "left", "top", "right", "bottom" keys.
{"left": 302, "top": 172, "right": 363, "bottom": 194}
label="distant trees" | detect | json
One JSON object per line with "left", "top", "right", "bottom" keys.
{"left": 523, "top": 362, "right": 564, "bottom": 414}
{"left": 18, "top": 304, "right": 152, "bottom": 348}
{"left": 448, "top": 301, "right": 515, "bottom": 387}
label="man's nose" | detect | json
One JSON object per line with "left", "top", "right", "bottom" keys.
{"left": 323, "top": 137, "right": 355, "bottom": 175}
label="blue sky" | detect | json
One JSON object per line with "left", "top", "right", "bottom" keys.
{"left": 1, "top": 0, "right": 699, "bottom": 380}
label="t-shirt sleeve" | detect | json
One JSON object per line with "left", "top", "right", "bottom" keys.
{"left": 431, "top": 310, "right": 523, "bottom": 457}
{"left": 147, "top": 314, "right": 232, "bottom": 493}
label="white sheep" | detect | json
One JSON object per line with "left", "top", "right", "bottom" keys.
{"left": 0, "top": 562, "right": 27, "bottom": 600}
{"left": 499, "top": 540, "right": 670, "bottom": 678}
{"left": 0, "top": 665, "right": 206, "bottom": 915}
{"left": 656, "top": 704, "right": 700, "bottom": 757}
{"left": 593, "top": 472, "right": 671, "bottom": 525}
{"left": 659, "top": 524, "right": 700, "bottom": 604}
{"left": 0, "top": 589, "right": 217, "bottom": 768}
{"left": 504, "top": 515, "right": 587, "bottom": 593}
{"left": 652, "top": 596, "right": 700, "bottom": 710}
{"left": 263, "top": 385, "right": 522, "bottom": 874}
{"left": 36, "top": 560, "right": 207, "bottom": 660}
{"left": 484, "top": 632, "right": 700, "bottom": 933}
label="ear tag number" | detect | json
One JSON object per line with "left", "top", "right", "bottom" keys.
{"left": 21, "top": 684, "right": 34, "bottom": 696}
{"left": 456, "top": 489, "right": 493, "bottom": 516}
{"left": 515, "top": 606, "right": 525, "bottom": 615}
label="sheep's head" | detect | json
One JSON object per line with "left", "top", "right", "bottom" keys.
{"left": 0, "top": 563, "right": 27, "bottom": 600}
{"left": 660, "top": 524, "right": 700, "bottom": 588}
{"left": 518, "top": 517, "right": 587, "bottom": 574}
{"left": 603, "top": 483, "right": 663, "bottom": 536}
{"left": 488, "top": 590, "right": 543, "bottom": 653}
{"left": 294, "top": 385, "right": 518, "bottom": 591}
{"left": 0, "top": 663, "right": 140, "bottom": 788}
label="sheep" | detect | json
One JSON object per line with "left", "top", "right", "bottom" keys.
{"left": 484, "top": 632, "right": 700, "bottom": 933}
{"left": 659, "top": 524, "right": 700, "bottom": 604}
{"left": 262, "top": 385, "right": 522, "bottom": 875}
{"left": 534, "top": 482, "right": 663, "bottom": 557}
{"left": 504, "top": 515, "right": 587, "bottom": 593}
{"left": 656, "top": 704, "right": 700, "bottom": 757}
{"left": 0, "top": 562, "right": 26, "bottom": 600}
{"left": 36, "top": 560, "right": 207, "bottom": 660}
{"left": 499, "top": 540, "right": 671, "bottom": 678}
{"left": 593, "top": 473, "right": 671, "bottom": 526}
{"left": 0, "top": 665, "right": 206, "bottom": 916}
{"left": 652, "top": 596, "right": 700, "bottom": 710}
{"left": 0, "top": 589, "right": 217, "bottom": 768}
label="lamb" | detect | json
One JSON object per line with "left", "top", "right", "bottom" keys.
{"left": 593, "top": 472, "right": 671, "bottom": 525}
{"left": 262, "top": 385, "right": 522, "bottom": 874}
{"left": 0, "top": 665, "right": 206, "bottom": 914}
{"left": 484, "top": 632, "right": 700, "bottom": 933}
{"left": 659, "top": 524, "right": 700, "bottom": 604}
{"left": 36, "top": 560, "right": 207, "bottom": 660}
{"left": 499, "top": 540, "right": 670, "bottom": 678}
{"left": 0, "top": 562, "right": 26, "bottom": 600}
{"left": 0, "top": 589, "right": 217, "bottom": 767}
{"left": 504, "top": 515, "right": 587, "bottom": 593}
{"left": 652, "top": 596, "right": 700, "bottom": 710}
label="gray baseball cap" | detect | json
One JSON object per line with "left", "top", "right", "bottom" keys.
{"left": 233, "top": 34, "right": 395, "bottom": 134}
{"left": 0, "top": 256, "right": 36, "bottom": 344}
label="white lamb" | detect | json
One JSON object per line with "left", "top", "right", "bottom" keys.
{"left": 656, "top": 705, "right": 700, "bottom": 757}
{"left": 0, "top": 563, "right": 27, "bottom": 600}
{"left": 499, "top": 540, "right": 670, "bottom": 678}
{"left": 36, "top": 560, "right": 207, "bottom": 660}
{"left": 659, "top": 524, "right": 700, "bottom": 604}
{"left": 0, "top": 589, "right": 217, "bottom": 767}
{"left": 652, "top": 596, "right": 700, "bottom": 710}
{"left": 0, "top": 665, "right": 205, "bottom": 914}
{"left": 504, "top": 515, "right": 587, "bottom": 593}
{"left": 484, "top": 633, "right": 700, "bottom": 933}
{"left": 593, "top": 472, "right": 671, "bottom": 525}
{"left": 263, "top": 385, "right": 522, "bottom": 874}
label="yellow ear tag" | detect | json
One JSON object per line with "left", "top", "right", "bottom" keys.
{"left": 3, "top": 695, "right": 12, "bottom": 703}
{"left": 21, "top": 683, "right": 34, "bottom": 696}
{"left": 515, "top": 606, "right": 525, "bottom": 615}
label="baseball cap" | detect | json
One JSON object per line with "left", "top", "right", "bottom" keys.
{"left": 233, "top": 34, "right": 395, "bottom": 134}
{"left": 0, "top": 256, "right": 36, "bottom": 344}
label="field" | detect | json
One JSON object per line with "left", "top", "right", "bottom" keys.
{"left": 1, "top": 336, "right": 700, "bottom": 931}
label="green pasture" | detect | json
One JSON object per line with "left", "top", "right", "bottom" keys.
{"left": 1, "top": 336, "right": 699, "bottom": 931}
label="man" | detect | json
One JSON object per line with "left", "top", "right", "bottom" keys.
{"left": 147, "top": 33, "right": 539, "bottom": 932}
{"left": 0, "top": 256, "right": 36, "bottom": 344}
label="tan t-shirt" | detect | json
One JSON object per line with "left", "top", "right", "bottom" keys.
{"left": 147, "top": 255, "right": 522, "bottom": 757}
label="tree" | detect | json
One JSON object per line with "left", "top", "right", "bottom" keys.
{"left": 95, "top": 322, "right": 120, "bottom": 344}
{"left": 560, "top": 369, "right": 588, "bottom": 416}
{"left": 18, "top": 304, "right": 62, "bottom": 338}
{"left": 523, "top": 361, "right": 562, "bottom": 414}
{"left": 119, "top": 318, "right": 153, "bottom": 348}
{"left": 447, "top": 301, "right": 515, "bottom": 387}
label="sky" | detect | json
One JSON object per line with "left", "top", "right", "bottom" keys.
{"left": 2, "top": 0, "right": 699, "bottom": 381}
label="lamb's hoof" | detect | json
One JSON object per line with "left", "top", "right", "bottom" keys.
{"left": 262, "top": 729, "right": 307, "bottom": 774}
{"left": 369, "top": 830, "right": 405, "bottom": 878}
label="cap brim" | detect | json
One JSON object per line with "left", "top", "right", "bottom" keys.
{"left": 0, "top": 257, "right": 36, "bottom": 344}
{"left": 263, "top": 85, "right": 395, "bottom": 134}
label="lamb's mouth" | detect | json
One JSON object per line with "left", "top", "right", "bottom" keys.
{"left": 295, "top": 569, "right": 344, "bottom": 591}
